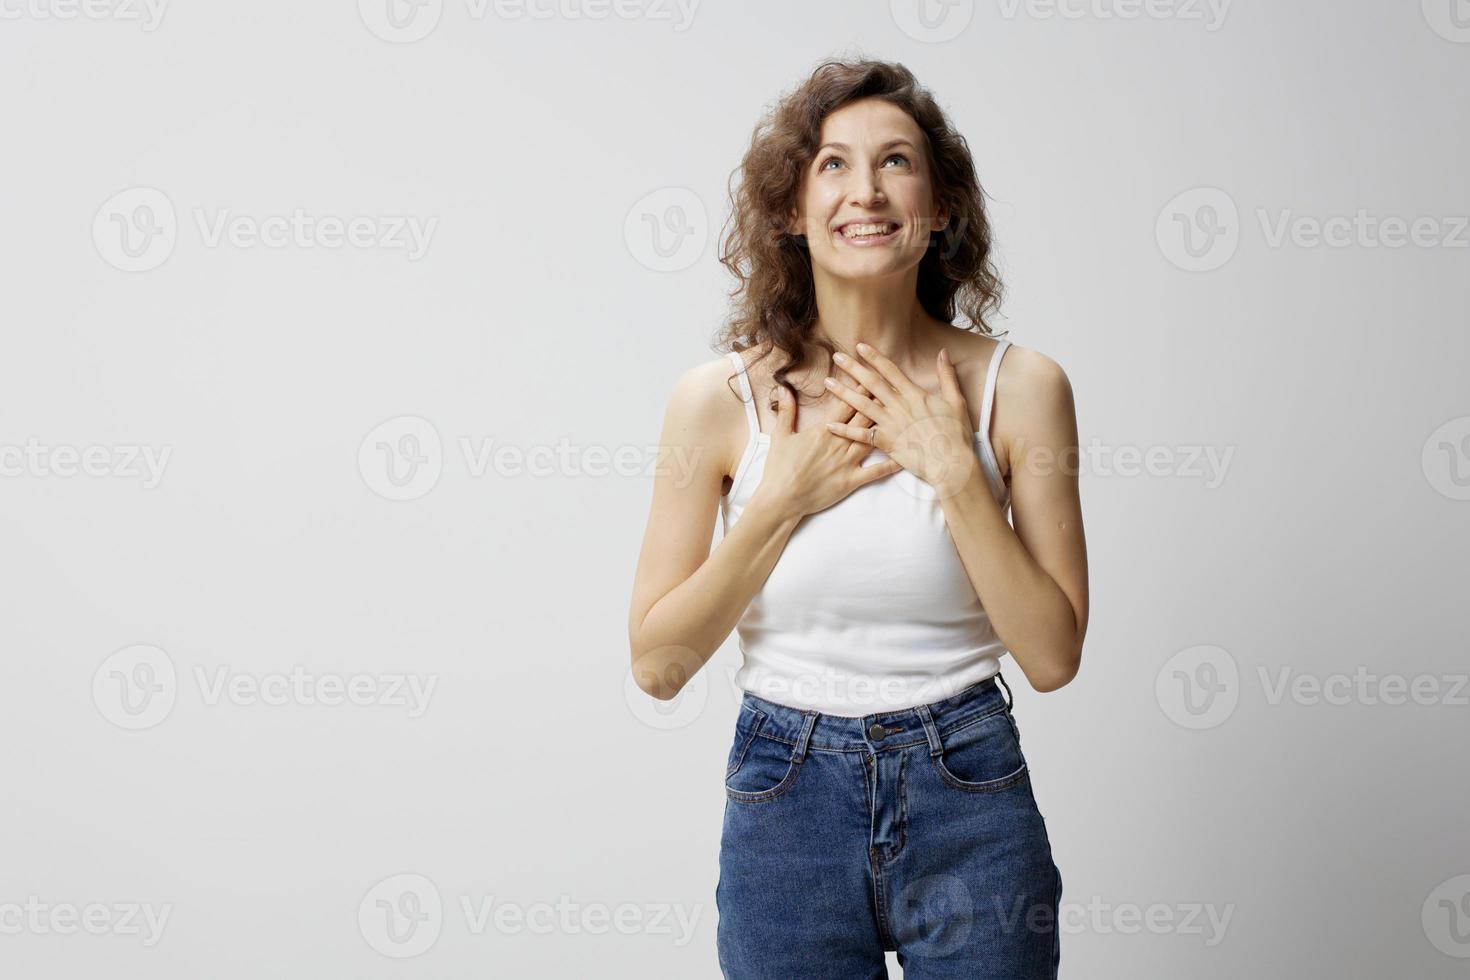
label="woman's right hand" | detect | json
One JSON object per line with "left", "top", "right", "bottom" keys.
{"left": 754, "top": 374, "right": 904, "bottom": 519}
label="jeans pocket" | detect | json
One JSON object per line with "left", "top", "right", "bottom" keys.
{"left": 725, "top": 704, "right": 763, "bottom": 777}
{"left": 929, "top": 706, "right": 1029, "bottom": 793}
{"left": 725, "top": 710, "right": 801, "bottom": 804}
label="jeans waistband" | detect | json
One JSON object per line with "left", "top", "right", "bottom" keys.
{"left": 736, "top": 673, "right": 1014, "bottom": 758}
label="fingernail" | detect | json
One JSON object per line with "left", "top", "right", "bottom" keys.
{"left": 833, "top": 352, "right": 846, "bottom": 363}
{"left": 856, "top": 342, "right": 870, "bottom": 353}
{"left": 823, "top": 377, "right": 835, "bottom": 387}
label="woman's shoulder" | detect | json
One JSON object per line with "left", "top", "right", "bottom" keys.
{"left": 935, "top": 327, "right": 1074, "bottom": 472}
{"left": 670, "top": 350, "right": 760, "bottom": 415}
{"left": 932, "top": 328, "right": 1064, "bottom": 412}
{"left": 664, "top": 346, "right": 737, "bottom": 392}
{"left": 979, "top": 337, "right": 1077, "bottom": 478}
{"left": 660, "top": 352, "right": 760, "bottom": 481}
{"left": 993, "top": 341, "right": 1074, "bottom": 417}
{"left": 937, "top": 326, "right": 1069, "bottom": 402}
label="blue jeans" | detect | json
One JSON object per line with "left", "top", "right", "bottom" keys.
{"left": 716, "top": 674, "right": 1062, "bottom": 979}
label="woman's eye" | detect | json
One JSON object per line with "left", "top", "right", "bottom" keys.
{"left": 820, "top": 153, "right": 909, "bottom": 172}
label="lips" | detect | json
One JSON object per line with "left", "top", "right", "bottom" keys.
{"left": 833, "top": 219, "right": 903, "bottom": 246}
{"left": 835, "top": 219, "right": 902, "bottom": 237}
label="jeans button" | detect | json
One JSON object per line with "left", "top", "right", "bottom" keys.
{"left": 867, "top": 723, "right": 886, "bottom": 741}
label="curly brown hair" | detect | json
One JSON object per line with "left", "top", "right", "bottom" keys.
{"left": 714, "top": 56, "right": 1006, "bottom": 410}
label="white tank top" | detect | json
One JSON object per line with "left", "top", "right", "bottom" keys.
{"left": 719, "top": 340, "right": 1014, "bottom": 717}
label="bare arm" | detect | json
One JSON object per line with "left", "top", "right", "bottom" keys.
{"left": 626, "top": 360, "right": 802, "bottom": 701}
{"left": 938, "top": 349, "right": 1089, "bottom": 692}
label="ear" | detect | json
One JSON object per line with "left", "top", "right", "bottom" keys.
{"left": 931, "top": 192, "right": 950, "bottom": 232}
{"left": 785, "top": 207, "right": 803, "bottom": 238}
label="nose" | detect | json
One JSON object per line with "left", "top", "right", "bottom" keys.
{"left": 849, "top": 167, "right": 887, "bottom": 208}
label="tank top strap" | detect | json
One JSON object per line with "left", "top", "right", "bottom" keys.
{"left": 979, "top": 338, "right": 1011, "bottom": 441}
{"left": 726, "top": 349, "right": 761, "bottom": 438}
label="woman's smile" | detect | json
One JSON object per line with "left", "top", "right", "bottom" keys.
{"left": 833, "top": 219, "right": 904, "bottom": 246}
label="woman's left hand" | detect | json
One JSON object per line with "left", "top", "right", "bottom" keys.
{"left": 823, "top": 342, "right": 980, "bottom": 499}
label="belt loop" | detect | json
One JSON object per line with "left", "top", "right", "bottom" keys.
{"left": 995, "top": 671, "right": 1014, "bottom": 711}
{"left": 914, "top": 703, "right": 943, "bottom": 756}
{"left": 793, "top": 710, "right": 818, "bottom": 764}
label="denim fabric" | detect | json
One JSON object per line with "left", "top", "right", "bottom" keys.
{"left": 715, "top": 674, "right": 1062, "bottom": 979}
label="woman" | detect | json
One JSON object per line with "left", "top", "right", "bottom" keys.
{"left": 628, "top": 58, "right": 1088, "bottom": 979}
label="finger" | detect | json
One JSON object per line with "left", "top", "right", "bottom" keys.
{"left": 822, "top": 373, "right": 885, "bottom": 424}
{"left": 832, "top": 394, "right": 876, "bottom": 450}
{"left": 828, "top": 365, "right": 874, "bottom": 426}
{"left": 852, "top": 342, "right": 917, "bottom": 403}
{"left": 832, "top": 349, "right": 899, "bottom": 407}
{"left": 824, "top": 421, "right": 885, "bottom": 450}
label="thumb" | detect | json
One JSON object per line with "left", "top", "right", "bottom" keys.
{"left": 772, "top": 385, "right": 797, "bottom": 437}
{"left": 937, "top": 348, "right": 965, "bottom": 407}
{"left": 856, "top": 457, "right": 904, "bottom": 486}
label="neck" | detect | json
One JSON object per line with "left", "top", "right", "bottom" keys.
{"left": 810, "top": 266, "right": 935, "bottom": 370}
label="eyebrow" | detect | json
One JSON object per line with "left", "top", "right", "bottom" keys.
{"left": 817, "top": 138, "right": 918, "bottom": 154}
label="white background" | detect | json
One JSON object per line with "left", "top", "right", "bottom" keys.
{"left": 2, "top": 0, "right": 1468, "bottom": 976}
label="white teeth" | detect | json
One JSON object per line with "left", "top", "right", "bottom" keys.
{"left": 841, "top": 222, "right": 897, "bottom": 238}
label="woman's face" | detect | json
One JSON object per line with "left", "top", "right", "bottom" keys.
{"left": 789, "top": 97, "right": 945, "bottom": 280}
